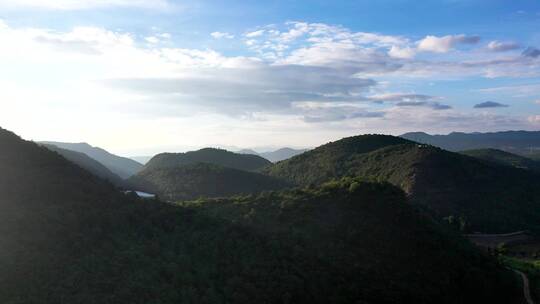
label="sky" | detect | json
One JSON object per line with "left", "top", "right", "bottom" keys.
{"left": 1, "top": 0, "right": 540, "bottom": 156}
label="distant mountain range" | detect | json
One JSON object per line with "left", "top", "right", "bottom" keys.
{"left": 237, "top": 147, "right": 309, "bottom": 162}
{"left": 40, "top": 141, "right": 143, "bottom": 179}
{"left": 461, "top": 148, "right": 540, "bottom": 172}
{"left": 42, "top": 144, "right": 124, "bottom": 186}
{"left": 401, "top": 130, "right": 540, "bottom": 156}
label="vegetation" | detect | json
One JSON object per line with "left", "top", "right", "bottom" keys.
{"left": 266, "top": 135, "right": 540, "bottom": 233}
{"left": 42, "top": 143, "right": 125, "bottom": 186}
{"left": 0, "top": 127, "right": 522, "bottom": 303}
{"left": 145, "top": 148, "right": 272, "bottom": 172}
{"left": 265, "top": 134, "right": 410, "bottom": 185}
{"left": 461, "top": 148, "right": 540, "bottom": 172}
{"left": 501, "top": 256, "right": 540, "bottom": 303}
{"left": 128, "top": 162, "right": 290, "bottom": 201}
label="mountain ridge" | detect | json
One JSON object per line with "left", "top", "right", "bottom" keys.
{"left": 40, "top": 141, "right": 143, "bottom": 178}
{"left": 400, "top": 130, "right": 540, "bottom": 156}
{"left": 266, "top": 134, "right": 540, "bottom": 233}
{"left": 144, "top": 147, "right": 271, "bottom": 172}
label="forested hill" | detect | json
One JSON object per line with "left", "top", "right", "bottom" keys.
{"left": 128, "top": 162, "right": 290, "bottom": 201}
{"left": 265, "top": 134, "right": 411, "bottom": 185}
{"left": 461, "top": 148, "right": 540, "bottom": 172}
{"left": 0, "top": 126, "right": 522, "bottom": 303}
{"left": 144, "top": 147, "right": 272, "bottom": 171}
{"left": 179, "top": 178, "right": 520, "bottom": 304}
{"left": 266, "top": 134, "right": 540, "bottom": 233}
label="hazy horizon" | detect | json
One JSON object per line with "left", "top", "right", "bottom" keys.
{"left": 1, "top": 0, "right": 539, "bottom": 155}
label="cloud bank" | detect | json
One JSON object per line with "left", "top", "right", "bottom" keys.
{"left": 474, "top": 101, "right": 509, "bottom": 108}
{"left": 0, "top": 19, "right": 538, "bottom": 152}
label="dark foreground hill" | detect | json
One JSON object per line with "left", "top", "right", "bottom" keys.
{"left": 0, "top": 127, "right": 521, "bottom": 304}
{"left": 42, "top": 143, "right": 125, "bottom": 186}
{"left": 461, "top": 148, "right": 540, "bottom": 172}
{"left": 179, "top": 178, "right": 521, "bottom": 304}
{"left": 128, "top": 163, "right": 290, "bottom": 201}
{"left": 266, "top": 134, "right": 540, "bottom": 233}
{"left": 401, "top": 131, "right": 540, "bottom": 156}
{"left": 40, "top": 141, "right": 143, "bottom": 178}
{"left": 145, "top": 148, "right": 272, "bottom": 172}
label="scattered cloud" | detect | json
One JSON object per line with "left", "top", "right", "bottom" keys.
{"left": 528, "top": 115, "right": 540, "bottom": 125}
{"left": 211, "top": 32, "right": 235, "bottom": 39}
{"left": 0, "top": 18, "right": 537, "bottom": 149}
{"left": 395, "top": 101, "right": 451, "bottom": 110}
{"left": 0, "top": 0, "right": 172, "bottom": 10}
{"left": 523, "top": 47, "right": 540, "bottom": 58}
{"left": 473, "top": 101, "right": 509, "bottom": 108}
{"left": 417, "top": 34, "right": 480, "bottom": 53}
{"left": 368, "top": 93, "right": 437, "bottom": 103}
{"left": 244, "top": 30, "right": 265, "bottom": 38}
{"left": 388, "top": 46, "right": 416, "bottom": 59}
{"left": 145, "top": 36, "right": 159, "bottom": 44}
{"left": 477, "top": 83, "right": 540, "bottom": 97}
{"left": 487, "top": 40, "right": 520, "bottom": 52}
{"left": 294, "top": 102, "right": 385, "bottom": 123}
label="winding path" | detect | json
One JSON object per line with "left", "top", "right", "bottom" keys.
{"left": 514, "top": 269, "right": 535, "bottom": 304}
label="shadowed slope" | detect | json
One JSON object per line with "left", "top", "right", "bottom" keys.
{"left": 42, "top": 143, "right": 125, "bottom": 186}
{"left": 0, "top": 127, "right": 523, "bottom": 303}
{"left": 461, "top": 148, "right": 540, "bottom": 172}
{"left": 128, "top": 162, "right": 290, "bottom": 201}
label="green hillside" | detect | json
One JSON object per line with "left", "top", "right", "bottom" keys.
{"left": 42, "top": 143, "right": 125, "bottom": 186}
{"left": 461, "top": 148, "right": 540, "bottom": 172}
{"left": 179, "top": 178, "right": 520, "bottom": 304}
{"left": 0, "top": 127, "right": 522, "bottom": 303}
{"left": 128, "top": 162, "right": 290, "bottom": 201}
{"left": 145, "top": 148, "right": 272, "bottom": 172}
{"left": 265, "top": 135, "right": 410, "bottom": 185}
{"left": 266, "top": 135, "right": 540, "bottom": 233}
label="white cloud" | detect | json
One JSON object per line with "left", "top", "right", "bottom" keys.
{"left": 160, "top": 33, "right": 172, "bottom": 39}
{"left": 210, "top": 32, "right": 234, "bottom": 39}
{"left": 528, "top": 115, "right": 540, "bottom": 124}
{"left": 388, "top": 45, "right": 416, "bottom": 59}
{"left": 245, "top": 30, "right": 265, "bottom": 38}
{"left": 0, "top": 0, "right": 171, "bottom": 10}
{"left": 145, "top": 36, "right": 160, "bottom": 44}
{"left": 487, "top": 40, "right": 520, "bottom": 52}
{"left": 535, "top": 100, "right": 540, "bottom": 105}
{"left": 417, "top": 34, "right": 480, "bottom": 53}
{"left": 0, "top": 19, "right": 536, "bottom": 153}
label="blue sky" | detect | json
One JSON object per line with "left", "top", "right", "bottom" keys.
{"left": 0, "top": 0, "right": 539, "bottom": 155}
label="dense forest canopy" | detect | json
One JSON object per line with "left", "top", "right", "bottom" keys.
{"left": 266, "top": 135, "right": 540, "bottom": 233}
{"left": 0, "top": 127, "right": 522, "bottom": 303}
{"left": 145, "top": 148, "right": 272, "bottom": 172}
